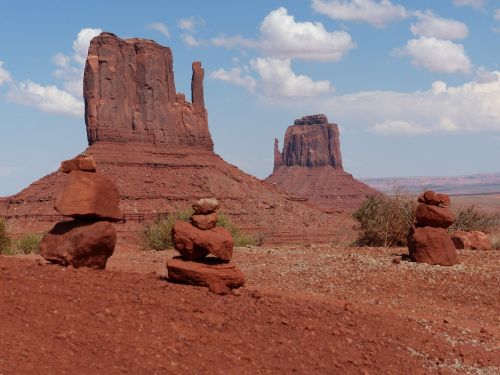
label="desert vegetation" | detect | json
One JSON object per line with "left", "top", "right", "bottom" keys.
{"left": 142, "top": 209, "right": 257, "bottom": 250}
{"left": 352, "top": 190, "right": 416, "bottom": 247}
{"left": 449, "top": 205, "right": 500, "bottom": 233}
{"left": 0, "top": 218, "right": 43, "bottom": 256}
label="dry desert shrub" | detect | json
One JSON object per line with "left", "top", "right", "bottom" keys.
{"left": 353, "top": 189, "right": 416, "bottom": 247}
{"left": 449, "top": 206, "right": 500, "bottom": 234}
{"left": 0, "top": 217, "right": 11, "bottom": 254}
{"left": 0, "top": 219, "right": 43, "bottom": 256}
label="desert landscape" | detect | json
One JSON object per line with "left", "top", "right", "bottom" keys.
{"left": 1, "top": 2, "right": 500, "bottom": 374}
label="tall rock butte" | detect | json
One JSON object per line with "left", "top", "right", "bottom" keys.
{"left": 267, "top": 114, "right": 378, "bottom": 212}
{"left": 0, "top": 33, "right": 354, "bottom": 245}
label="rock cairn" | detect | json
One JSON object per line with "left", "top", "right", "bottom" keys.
{"left": 39, "top": 154, "right": 121, "bottom": 269}
{"left": 167, "top": 198, "right": 245, "bottom": 294}
{"left": 407, "top": 191, "right": 458, "bottom": 266}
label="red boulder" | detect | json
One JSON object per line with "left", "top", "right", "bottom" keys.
{"left": 167, "top": 257, "right": 245, "bottom": 294}
{"left": 171, "top": 221, "right": 233, "bottom": 261}
{"left": 451, "top": 231, "right": 492, "bottom": 250}
{"left": 60, "top": 154, "right": 97, "bottom": 173}
{"left": 415, "top": 203, "right": 454, "bottom": 228}
{"left": 190, "top": 213, "right": 218, "bottom": 230}
{"left": 39, "top": 220, "right": 116, "bottom": 269}
{"left": 417, "top": 191, "right": 450, "bottom": 207}
{"left": 408, "top": 226, "right": 458, "bottom": 266}
{"left": 55, "top": 171, "right": 122, "bottom": 221}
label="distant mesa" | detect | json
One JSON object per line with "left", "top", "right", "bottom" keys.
{"left": 0, "top": 33, "right": 353, "bottom": 245}
{"left": 268, "top": 114, "right": 378, "bottom": 212}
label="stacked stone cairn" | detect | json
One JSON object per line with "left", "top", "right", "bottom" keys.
{"left": 39, "top": 154, "right": 122, "bottom": 269}
{"left": 167, "top": 198, "right": 245, "bottom": 294}
{"left": 407, "top": 190, "right": 458, "bottom": 266}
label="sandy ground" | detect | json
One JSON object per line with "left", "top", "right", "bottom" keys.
{"left": 1, "top": 244, "right": 499, "bottom": 374}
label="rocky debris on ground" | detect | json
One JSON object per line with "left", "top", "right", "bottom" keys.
{"left": 39, "top": 164, "right": 122, "bottom": 269}
{"left": 55, "top": 171, "right": 122, "bottom": 222}
{"left": 167, "top": 198, "right": 244, "bottom": 294}
{"left": 59, "top": 154, "right": 97, "bottom": 174}
{"left": 408, "top": 191, "right": 458, "bottom": 266}
{"left": 451, "top": 230, "right": 492, "bottom": 250}
{"left": 267, "top": 114, "right": 379, "bottom": 212}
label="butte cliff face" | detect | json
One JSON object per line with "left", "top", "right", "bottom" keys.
{"left": 0, "top": 33, "right": 355, "bottom": 245}
{"left": 268, "top": 115, "right": 378, "bottom": 212}
{"left": 84, "top": 33, "right": 213, "bottom": 149}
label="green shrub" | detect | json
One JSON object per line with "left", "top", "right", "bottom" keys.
{"left": 353, "top": 190, "right": 416, "bottom": 247}
{"left": 449, "top": 206, "right": 500, "bottom": 234}
{"left": 141, "top": 209, "right": 257, "bottom": 250}
{"left": 16, "top": 233, "right": 43, "bottom": 255}
{"left": 0, "top": 217, "right": 11, "bottom": 255}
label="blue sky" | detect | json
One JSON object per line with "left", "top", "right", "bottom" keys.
{"left": 1, "top": 0, "right": 500, "bottom": 196}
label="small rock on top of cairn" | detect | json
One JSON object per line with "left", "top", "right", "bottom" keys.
{"left": 59, "top": 153, "right": 97, "bottom": 174}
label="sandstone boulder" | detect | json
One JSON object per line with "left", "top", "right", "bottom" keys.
{"left": 190, "top": 213, "right": 218, "bottom": 230}
{"left": 408, "top": 226, "right": 458, "bottom": 266}
{"left": 192, "top": 198, "right": 219, "bottom": 214}
{"left": 451, "top": 231, "right": 492, "bottom": 250}
{"left": 417, "top": 191, "right": 450, "bottom": 207}
{"left": 167, "top": 257, "right": 245, "bottom": 294}
{"left": 171, "top": 221, "right": 233, "bottom": 261}
{"left": 39, "top": 220, "right": 116, "bottom": 269}
{"left": 55, "top": 171, "right": 122, "bottom": 221}
{"left": 415, "top": 204, "right": 454, "bottom": 228}
{"left": 60, "top": 154, "right": 97, "bottom": 173}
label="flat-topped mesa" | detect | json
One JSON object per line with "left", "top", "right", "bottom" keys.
{"left": 84, "top": 32, "right": 213, "bottom": 150}
{"left": 274, "top": 114, "right": 343, "bottom": 170}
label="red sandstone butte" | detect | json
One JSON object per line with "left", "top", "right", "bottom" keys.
{"left": 267, "top": 114, "right": 379, "bottom": 212}
{"left": 0, "top": 33, "right": 355, "bottom": 246}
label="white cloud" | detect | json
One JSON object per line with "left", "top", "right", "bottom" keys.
{"left": 181, "top": 34, "right": 202, "bottom": 47}
{"left": 373, "top": 120, "right": 431, "bottom": 135}
{"left": 72, "top": 28, "right": 102, "bottom": 65}
{"left": 0, "top": 61, "right": 12, "bottom": 86}
{"left": 317, "top": 73, "right": 500, "bottom": 135}
{"left": 178, "top": 17, "right": 196, "bottom": 32}
{"left": 453, "top": 0, "right": 485, "bottom": 9}
{"left": 1, "top": 28, "right": 100, "bottom": 117}
{"left": 212, "top": 7, "right": 355, "bottom": 62}
{"left": 396, "top": 37, "right": 472, "bottom": 74}
{"left": 250, "top": 57, "right": 332, "bottom": 98}
{"left": 7, "top": 80, "right": 84, "bottom": 117}
{"left": 210, "top": 68, "right": 256, "bottom": 92}
{"left": 147, "top": 22, "right": 170, "bottom": 38}
{"left": 495, "top": 9, "right": 500, "bottom": 21}
{"left": 0, "top": 166, "right": 14, "bottom": 177}
{"left": 411, "top": 11, "right": 469, "bottom": 40}
{"left": 311, "top": 0, "right": 408, "bottom": 28}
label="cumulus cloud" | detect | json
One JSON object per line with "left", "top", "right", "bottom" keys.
{"left": 0, "top": 28, "right": 100, "bottom": 117}
{"left": 0, "top": 61, "right": 12, "bottom": 86}
{"left": 147, "top": 22, "right": 170, "bottom": 38}
{"left": 317, "top": 73, "right": 500, "bottom": 136}
{"left": 495, "top": 9, "right": 500, "bottom": 21}
{"left": 311, "top": 0, "right": 408, "bottom": 28}
{"left": 210, "top": 68, "right": 256, "bottom": 92}
{"left": 181, "top": 34, "right": 202, "bottom": 47}
{"left": 453, "top": 0, "right": 485, "bottom": 9}
{"left": 7, "top": 80, "right": 84, "bottom": 117}
{"left": 72, "top": 28, "right": 103, "bottom": 65}
{"left": 396, "top": 37, "right": 472, "bottom": 74}
{"left": 411, "top": 11, "right": 469, "bottom": 40}
{"left": 178, "top": 17, "right": 197, "bottom": 32}
{"left": 250, "top": 57, "right": 332, "bottom": 98}
{"left": 212, "top": 7, "right": 355, "bottom": 62}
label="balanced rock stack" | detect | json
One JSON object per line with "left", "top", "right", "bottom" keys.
{"left": 39, "top": 154, "right": 122, "bottom": 269}
{"left": 407, "top": 191, "right": 458, "bottom": 266}
{"left": 167, "top": 198, "right": 245, "bottom": 294}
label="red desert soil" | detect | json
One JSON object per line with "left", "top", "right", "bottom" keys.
{"left": 1, "top": 246, "right": 498, "bottom": 374}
